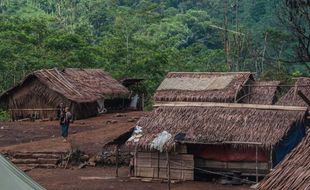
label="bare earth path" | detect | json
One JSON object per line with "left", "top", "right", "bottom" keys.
{"left": 0, "top": 111, "right": 146, "bottom": 154}
{"left": 28, "top": 167, "right": 251, "bottom": 190}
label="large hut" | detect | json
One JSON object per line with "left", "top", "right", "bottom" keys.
{"left": 126, "top": 102, "right": 307, "bottom": 181}
{"left": 154, "top": 72, "right": 280, "bottom": 105}
{"left": 257, "top": 132, "right": 310, "bottom": 190}
{"left": 154, "top": 72, "right": 253, "bottom": 103}
{"left": 277, "top": 77, "right": 310, "bottom": 107}
{"left": 0, "top": 68, "right": 129, "bottom": 120}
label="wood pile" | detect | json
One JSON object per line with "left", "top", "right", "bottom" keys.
{"left": 98, "top": 145, "right": 132, "bottom": 166}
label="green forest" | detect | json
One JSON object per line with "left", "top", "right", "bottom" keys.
{"left": 0, "top": 0, "right": 309, "bottom": 97}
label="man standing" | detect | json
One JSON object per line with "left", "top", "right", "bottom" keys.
{"left": 60, "top": 107, "right": 72, "bottom": 142}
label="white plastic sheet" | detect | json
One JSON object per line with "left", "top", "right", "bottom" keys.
{"left": 127, "top": 126, "right": 143, "bottom": 142}
{"left": 150, "top": 131, "right": 172, "bottom": 152}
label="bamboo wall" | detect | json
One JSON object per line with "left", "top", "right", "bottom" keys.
{"left": 135, "top": 151, "right": 194, "bottom": 181}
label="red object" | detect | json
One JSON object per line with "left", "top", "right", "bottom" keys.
{"left": 188, "top": 144, "right": 269, "bottom": 162}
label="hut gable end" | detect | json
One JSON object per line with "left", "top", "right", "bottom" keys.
{"left": 277, "top": 77, "right": 310, "bottom": 107}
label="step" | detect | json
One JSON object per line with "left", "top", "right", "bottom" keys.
{"left": 37, "top": 158, "right": 58, "bottom": 165}
{"left": 11, "top": 158, "right": 38, "bottom": 164}
{"left": 12, "top": 152, "right": 63, "bottom": 159}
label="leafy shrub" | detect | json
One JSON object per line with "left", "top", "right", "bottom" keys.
{"left": 0, "top": 110, "right": 10, "bottom": 122}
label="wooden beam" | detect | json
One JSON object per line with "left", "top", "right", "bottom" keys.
{"left": 154, "top": 102, "right": 307, "bottom": 111}
{"left": 168, "top": 71, "right": 253, "bottom": 75}
{"left": 297, "top": 90, "right": 310, "bottom": 106}
{"left": 178, "top": 140, "right": 263, "bottom": 146}
{"left": 9, "top": 108, "right": 57, "bottom": 111}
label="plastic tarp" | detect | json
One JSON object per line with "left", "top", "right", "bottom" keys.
{"left": 150, "top": 131, "right": 172, "bottom": 152}
{"left": 127, "top": 126, "right": 143, "bottom": 143}
{"left": 129, "top": 94, "right": 139, "bottom": 109}
{"left": 272, "top": 123, "right": 306, "bottom": 166}
{"left": 0, "top": 154, "right": 46, "bottom": 190}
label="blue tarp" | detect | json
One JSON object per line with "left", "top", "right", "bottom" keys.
{"left": 272, "top": 122, "right": 306, "bottom": 166}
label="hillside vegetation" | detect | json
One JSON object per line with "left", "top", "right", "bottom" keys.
{"left": 0, "top": 0, "right": 307, "bottom": 97}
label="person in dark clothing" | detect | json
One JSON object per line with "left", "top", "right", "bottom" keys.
{"left": 60, "top": 107, "right": 72, "bottom": 142}
{"left": 56, "top": 103, "right": 64, "bottom": 120}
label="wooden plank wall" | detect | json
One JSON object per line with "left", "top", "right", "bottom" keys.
{"left": 135, "top": 151, "right": 194, "bottom": 181}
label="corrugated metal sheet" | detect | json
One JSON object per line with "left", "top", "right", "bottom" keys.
{"left": 0, "top": 154, "right": 46, "bottom": 190}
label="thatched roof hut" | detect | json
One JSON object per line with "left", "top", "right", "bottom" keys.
{"left": 154, "top": 72, "right": 253, "bottom": 103}
{"left": 257, "top": 133, "right": 310, "bottom": 190}
{"left": 0, "top": 68, "right": 129, "bottom": 120}
{"left": 130, "top": 102, "right": 306, "bottom": 151}
{"left": 277, "top": 77, "right": 310, "bottom": 107}
{"left": 241, "top": 81, "right": 280, "bottom": 105}
{"left": 127, "top": 102, "right": 307, "bottom": 179}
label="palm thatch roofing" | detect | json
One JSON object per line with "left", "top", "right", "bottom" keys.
{"left": 0, "top": 68, "right": 129, "bottom": 103}
{"left": 127, "top": 102, "right": 307, "bottom": 151}
{"left": 241, "top": 81, "right": 280, "bottom": 105}
{"left": 154, "top": 72, "right": 253, "bottom": 103}
{"left": 277, "top": 77, "right": 310, "bottom": 107}
{"left": 257, "top": 132, "right": 310, "bottom": 190}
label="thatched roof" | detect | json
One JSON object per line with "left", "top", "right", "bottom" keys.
{"left": 257, "top": 132, "right": 310, "bottom": 190}
{"left": 241, "top": 81, "right": 280, "bottom": 105}
{"left": 277, "top": 77, "right": 310, "bottom": 107}
{"left": 154, "top": 72, "right": 253, "bottom": 103}
{"left": 128, "top": 102, "right": 307, "bottom": 151}
{"left": 1, "top": 68, "right": 129, "bottom": 103}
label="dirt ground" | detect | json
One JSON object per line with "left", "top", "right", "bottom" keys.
{"left": 28, "top": 167, "right": 251, "bottom": 190}
{"left": 0, "top": 111, "right": 251, "bottom": 190}
{"left": 0, "top": 111, "right": 146, "bottom": 154}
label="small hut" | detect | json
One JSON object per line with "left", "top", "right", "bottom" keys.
{"left": 257, "top": 133, "right": 310, "bottom": 190}
{"left": 240, "top": 81, "right": 280, "bottom": 105}
{"left": 277, "top": 77, "right": 310, "bottom": 107}
{"left": 127, "top": 102, "right": 307, "bottom": 181}
{"left": 154, "top": 72, "right": 253, "bottom": 103}
{"left": 0, "top": 68, "right": 129, "bottom": 120}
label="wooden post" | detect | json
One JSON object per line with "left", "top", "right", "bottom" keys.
{"left": 166, "top": 151, "right": 171, "bottom": 190}
{"left": 134, "top": 146, "right": 138, "bottom": 177}
{"left": 255, "top": 144, "right": 258, "bottom": 183}
{"left": 141, "top": 93, "right": 145, "bottom": 111}
{"left": 157, "top": 151, "right": 160, "bottom": 178}
{"left": 115, "top": 145, "right": 119, "bottom": 177}
{"left": 270, "top": 145, "right": 273, "bottom": 169}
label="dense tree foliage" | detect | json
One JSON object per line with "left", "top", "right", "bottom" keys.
{"left": 0, "top": 0, "right": 308, "bottom": 99}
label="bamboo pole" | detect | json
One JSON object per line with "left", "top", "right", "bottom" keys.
{"left": 154, "top": 102, "right": 308, "bottom": 111}
{"left": 134, "top": 146, "right": 138, "bottom": 177}
{"left": 115, "top": 145, "right": 119, "bottom": 177}
{"left": 157, "top": 151, "right": 160, "bottom": 178}
{"left": 256, "top": 144, "right": 258, "bottom": 183}
{"left": 166, "top": 151, "right": 171, "bottom": 190}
